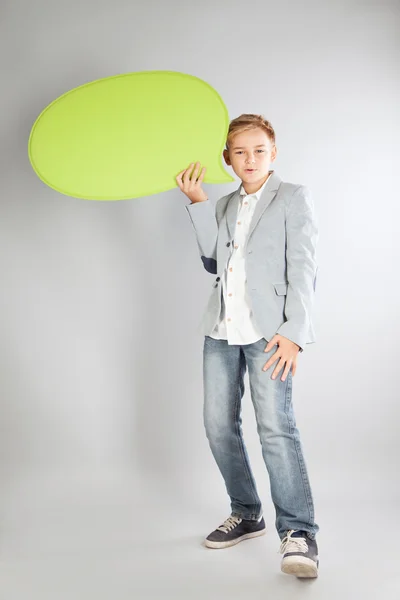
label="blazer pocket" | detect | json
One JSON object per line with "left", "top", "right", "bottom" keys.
{"left": 273, "top": 282, "right": 288, "bottom": 296}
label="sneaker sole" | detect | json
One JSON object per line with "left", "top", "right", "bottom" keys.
{"left": 281, "top": 555, "right": 319, "bottom": 578}
{"left": 204, "top": 527, "right": 266, "bottom": 549}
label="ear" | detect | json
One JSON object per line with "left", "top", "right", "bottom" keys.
{"left": 271, "top": 145, "right": 277, "bottom": 162}
{"left": 223, "top": 149, "right": 231, "bottom": 166}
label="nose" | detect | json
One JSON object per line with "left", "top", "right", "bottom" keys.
{"left": 245, "top": 155, "right": 256, "bottom": 164}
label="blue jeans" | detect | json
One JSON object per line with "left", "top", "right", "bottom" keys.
{"left": 203, "top": 335, "right": 319, "bottom": 541}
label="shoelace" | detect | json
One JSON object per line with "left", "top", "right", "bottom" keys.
{"left": 216, "top": 515, "right": 243, "bottom": 533}
{"left": 279, "top": 530, "right": 309, "bottom": 555}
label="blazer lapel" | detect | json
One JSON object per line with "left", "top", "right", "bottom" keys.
{"left": 225, "top": 193, "right": 240, "bottom": 241}
{"left": 226, "top": 170, "right": 282, "bottom": 245}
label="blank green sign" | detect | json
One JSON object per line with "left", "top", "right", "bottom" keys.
{"left": 28, "top": 71, "right": 234, "bottom": 200}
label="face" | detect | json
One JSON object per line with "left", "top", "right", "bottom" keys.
{"left": 223, "top": 128, "right": 277, "bottom": 192}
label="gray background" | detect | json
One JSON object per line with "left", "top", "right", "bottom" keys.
{"left": 0, "top": 0, "right": 399, "bottom": 598}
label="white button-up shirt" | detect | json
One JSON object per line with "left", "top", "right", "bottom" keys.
{"left": 209, "top": 173, "right": 272, "bottom": 345}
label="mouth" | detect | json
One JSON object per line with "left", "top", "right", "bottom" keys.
{"left": 244, "top": 169, "right": 257, "bottom": 173}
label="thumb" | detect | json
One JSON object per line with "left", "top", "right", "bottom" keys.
{"left": 264, "top": 335, "right": 279, "bottom": 352}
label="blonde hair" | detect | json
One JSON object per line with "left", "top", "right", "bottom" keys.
{"left": 225, "top": 114, "right": 276, "bottom": 150}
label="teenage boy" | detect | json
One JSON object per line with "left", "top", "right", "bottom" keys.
{"left": 176, "top": 114, "right": 319, "bottom": 578}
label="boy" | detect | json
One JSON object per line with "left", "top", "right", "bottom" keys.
{"left": 176, "top": 114, "right": 319, "bottom": 578}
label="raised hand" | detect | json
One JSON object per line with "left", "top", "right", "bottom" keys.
{"left": 176, "top": 162, "right": 208, "bottom": 204}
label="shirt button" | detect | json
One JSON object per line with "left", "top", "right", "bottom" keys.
{"left": 227, "top": 318, "right": 231, "bottom": 322}
{"left": 237, "top": 221, "right": 241, "bottom": 225}
{"left": 228, "top": 293, "right": 232, "bottom": 297}
{"left": 244, "top": 201, "right": 248, "bottom": 205}
{"left": 234, "top": 245, "right": 238, "bottom": 249}
{"left": 229, "top": 267, "right": 233, "bottom": 272}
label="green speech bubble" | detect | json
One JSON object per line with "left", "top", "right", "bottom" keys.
{"left": 28, "top": 71, "right": 234, "bottom": 200}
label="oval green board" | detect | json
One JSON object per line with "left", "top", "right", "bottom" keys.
{"left": 28, "top": 71, "right": 234, "bottom": 200}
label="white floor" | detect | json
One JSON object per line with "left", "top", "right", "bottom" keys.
{"left": 0, "top": 467, "right": 399, "bottom": 600}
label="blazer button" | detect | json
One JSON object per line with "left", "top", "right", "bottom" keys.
{"left": 226, "top": 242, "right": 230, "bottom": 247}
{"left": 216, "top": 277, "right": 220, "bottom": 282}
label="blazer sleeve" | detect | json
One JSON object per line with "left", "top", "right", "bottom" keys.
{"left": 185, "top": 199, "right": 219, "bottom": 275}
{"left": 275, "top": 185, "right": 318, "bottom": 351}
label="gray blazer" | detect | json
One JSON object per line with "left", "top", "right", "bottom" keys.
{"left": 185, "top": 170, "right": 318, "bottom": 351}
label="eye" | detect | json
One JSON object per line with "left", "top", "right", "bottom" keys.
{"left": 256, "top": 150, "right": 265, "bottom": 153}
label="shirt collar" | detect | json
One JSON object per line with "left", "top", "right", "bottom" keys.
{"left": 239, "top": 172, "right": 272, "bottom": 200}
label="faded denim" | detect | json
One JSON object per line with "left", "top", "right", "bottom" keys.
{"left": 203, "top": 335, "right": 319, "bottom": 541}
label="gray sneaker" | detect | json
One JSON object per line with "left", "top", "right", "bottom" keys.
{"left": 205, "top": 515, "right": 266, "bottom": 549}
{"left": 280, "top": 530, "right": 319, "bottom": 578}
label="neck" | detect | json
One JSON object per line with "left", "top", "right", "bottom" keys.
{"left": 242, "top": 171, "right": 272, "bottom": 195}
